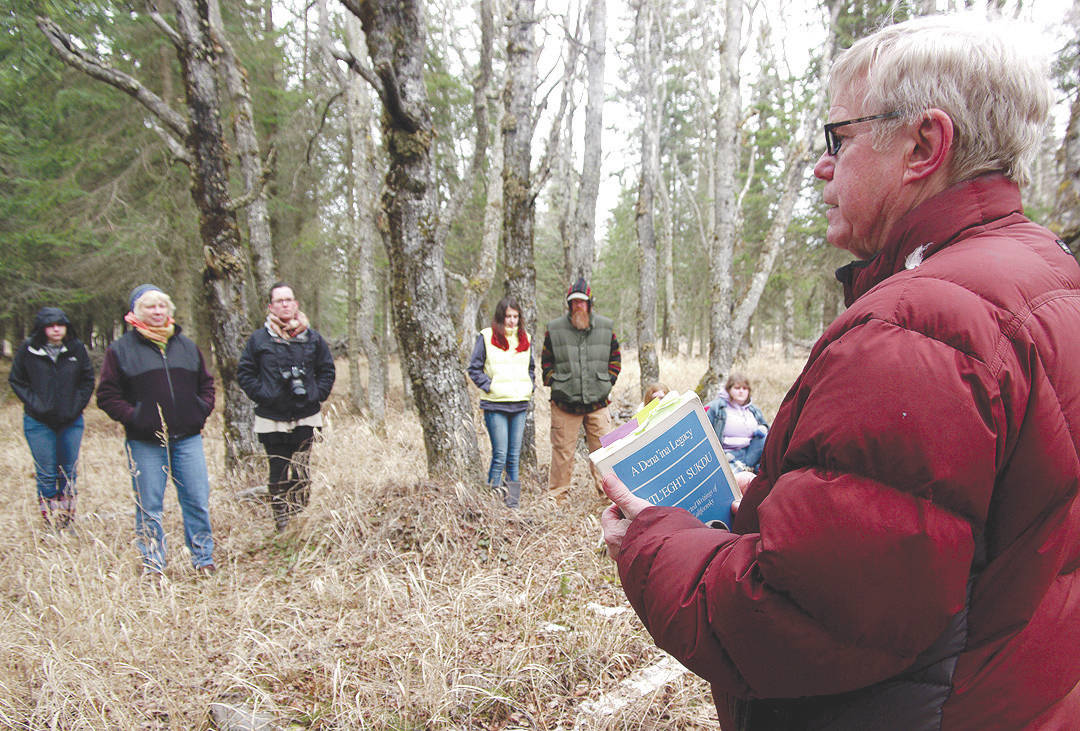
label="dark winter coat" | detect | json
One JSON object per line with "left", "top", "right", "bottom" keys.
{"left": 615, "top": 174, "right": 1080, "bottom": 730}
{"left": 96, "top": 326, "right": 215, "bottom": 442}
{"left": 8, "top": 308, "right": 95, "bottom": 428}
{"left": 236, "top": 326, "right": 335, "bottom": 422}
{"left": 541, "top": 313, "right": 619, "bottom": 411}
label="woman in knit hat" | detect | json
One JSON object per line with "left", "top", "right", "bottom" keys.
{"left": 8, "top": 306, "right": 96, "bottom": 529}
{"left": 97, "top": 285, "right": 217, "bottom": 577}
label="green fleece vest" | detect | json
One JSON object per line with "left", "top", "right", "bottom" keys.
{"left": 547, "top": 313, "right": 614, "bottom": 406}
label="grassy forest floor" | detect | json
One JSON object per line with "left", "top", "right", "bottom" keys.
{"left": 0, "top": 347, "right": 805, "bottom": 730}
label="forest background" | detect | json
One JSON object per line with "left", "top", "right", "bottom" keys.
{"left": 3, "top": 0, "right": 1080, "bottom": 728}
{"left": 3, "top": 0, "right": 1080, "bottom": 477}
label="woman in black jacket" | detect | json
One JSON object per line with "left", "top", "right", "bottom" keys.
{"left": 9, "top": 307, "right": 95, "bottom": 528}
{"left": 237, "top": 282, "right": 335, "bottom": 531}
{"left": 96, "top": 285, "right": 217, "bottom": 576}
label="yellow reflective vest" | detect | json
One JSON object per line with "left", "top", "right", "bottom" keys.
{"left": 480, "top": 327, "right": 533, "bottom": 403}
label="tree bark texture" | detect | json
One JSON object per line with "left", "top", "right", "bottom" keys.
{"left": 659, "top": 170, "right": 677, "bottom": 355}
{"left": 347, "top": 0, "right": 479, "bottom": 480}
{"left": 321, "top": 1, "right": 386, "bottom": 423}
{"left": 345, "top": 15, "right": 387, "bottom": 425}
{"left": 207, "top": 0, "right": 275, "bottom": 298}
{"left": 502, "top": 0, "right": 541, "bottom": 473}
{"left": 173, "top": 0, "right": 257, "bottom": 469}
{"left": 633, "top": 0, "right": 660, "bottom": 392}
{"left": 570, "top": 0, "right": 607, "bottom": 283}
{"left": 456, "top": 0, "right": 500, "bottom": 360}
{"left": 700, "top": 0, "right": 741, "bottom": 400}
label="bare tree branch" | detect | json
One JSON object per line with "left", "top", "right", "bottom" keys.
{"left": 337, "top": 0, "right": 422, "bottom": 134}
{"left": 36, "top": 16, "right": 190, "bottom": 140}
{"left": 331, "top": 46, "right": 383, "bottom": 96}
{"left": 146, "top": 1, "right": 183, "bottom": 49}
{"left": 144, "top": 117, "right": 192, "bottom": 164}
{"left": 305, "top": 90, "right": 346, "bottom": 164}
{"left": 226, "top": 147, "right": 276, "bottom": 211}
{"left": 533, "top": 11, "right": 582, "bottom": 198}
{"left": 434, "top": 0, "right": 495, "bottom": 248}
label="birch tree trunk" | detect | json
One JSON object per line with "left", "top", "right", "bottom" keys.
{"left": 503, "top": 0, "right": 540, "bottom": 472}
{"left": 659, "top": 172, "right": 677, "bottom": 355}
{"left": 696, "top": 3, "right": 841, "bottom": 395}
{"left": 633, "top": 0, "right": 660, "bottom": 391}
{"left": 343, "top": 0, "right": 479, "bottom": 479}
{"left": 37, "top": 0, "right": 258, "bottom": 471}
{"left": 460, "top": 112, "right": 505, "bottom": 361}
{"left": 699, "top": 0, "right": 742, "bottom": 399}
{"left": 783, "top": 283, "right": 796, "bottom": 359}
{"left": 570, "top": 0, "right": 607, "bottom": 282}
{"left": 345, "top": 15, "right": 387, "bottom": 425}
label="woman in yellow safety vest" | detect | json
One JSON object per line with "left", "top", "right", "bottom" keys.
{"left": 467, "top": 297, "right": 535, "bottom": 508}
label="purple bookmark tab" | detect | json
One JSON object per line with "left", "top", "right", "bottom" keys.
{"left": 599, "top": 418, "right": 638, "bottom": 448}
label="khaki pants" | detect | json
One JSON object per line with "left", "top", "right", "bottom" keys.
{"left": 549, "top": 402, "right": 613, "bottom": 495}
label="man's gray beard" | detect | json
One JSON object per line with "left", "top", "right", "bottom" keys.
{"left": 570, "top": 308, "right": 590, "bottom": 331}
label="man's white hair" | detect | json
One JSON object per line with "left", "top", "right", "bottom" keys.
{"left": 830, "top": 13, "right": 1052, "bottom": 186}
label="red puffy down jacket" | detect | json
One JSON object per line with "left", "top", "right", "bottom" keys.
{"left": 616, "top": 174, "right": 1080, "bottom": 730}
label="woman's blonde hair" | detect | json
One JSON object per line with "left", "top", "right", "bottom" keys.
{"left": 133, "top": 290, "right": 176, "bottom": 320}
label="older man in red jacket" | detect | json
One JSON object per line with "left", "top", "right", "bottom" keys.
{"left": 602, "top": 14, "right": 1080, "bottom": 730}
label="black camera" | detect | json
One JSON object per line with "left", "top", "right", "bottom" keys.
{"left": 280, "top": 366, "right": 307, "bottom": 398}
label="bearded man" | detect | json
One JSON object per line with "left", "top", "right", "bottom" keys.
{"left": 541, "top": 278, "right": 621, "bottom": 498}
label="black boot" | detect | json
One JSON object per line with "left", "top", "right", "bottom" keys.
{"left": 268, "top": 482, "right": 291, "bottom": 532}
{"left": 504, "top": 481, "right": 521, "bottom": 509}
{"left": 280, "top": 479, "right": 310, "bottom": 526}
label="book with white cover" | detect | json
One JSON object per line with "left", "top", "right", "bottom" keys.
{"left": 590, "top": 391, "right": 741, "bottom": 529}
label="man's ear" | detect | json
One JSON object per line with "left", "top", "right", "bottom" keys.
{"left": 904, "top": 108, "right": 953, "bottom": 183}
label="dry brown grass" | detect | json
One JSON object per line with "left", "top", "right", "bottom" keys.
{"left": 0, "top": 347, "right": 805, "bottom": 730}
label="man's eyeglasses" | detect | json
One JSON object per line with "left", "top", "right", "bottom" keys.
{"left": 824, "top": 111, "right": 900, "bottom": 156}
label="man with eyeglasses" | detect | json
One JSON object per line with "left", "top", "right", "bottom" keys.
{"left": 601, "top": 14, "right": 1080, "bottom": 729}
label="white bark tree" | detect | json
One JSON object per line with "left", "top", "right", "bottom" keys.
{"left": 697, "top": 0, "right": 743, "bottom": 399}
{"left": 207, "top": 0, "right": 275, "bottom": 299}
{"left": 451, "top": 0, "right": 502, "bottom": 359}
{"left": 632, "top": 0, "right": 663, "bottom": 391}
{"left": 569, "top": 0, "right": 608, "bottom": 283}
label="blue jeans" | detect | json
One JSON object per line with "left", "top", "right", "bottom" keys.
{"left": 727, "top": 433, "right": 766, "bottom": 471}
{"left": 483, "top": 409, "right": 527, "bottom": 484}
{"left": 126, "top": 435, "right": 214, "bottom": 571}
{"left": 23, "top": 414, "right": 84, "bottom": 500}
